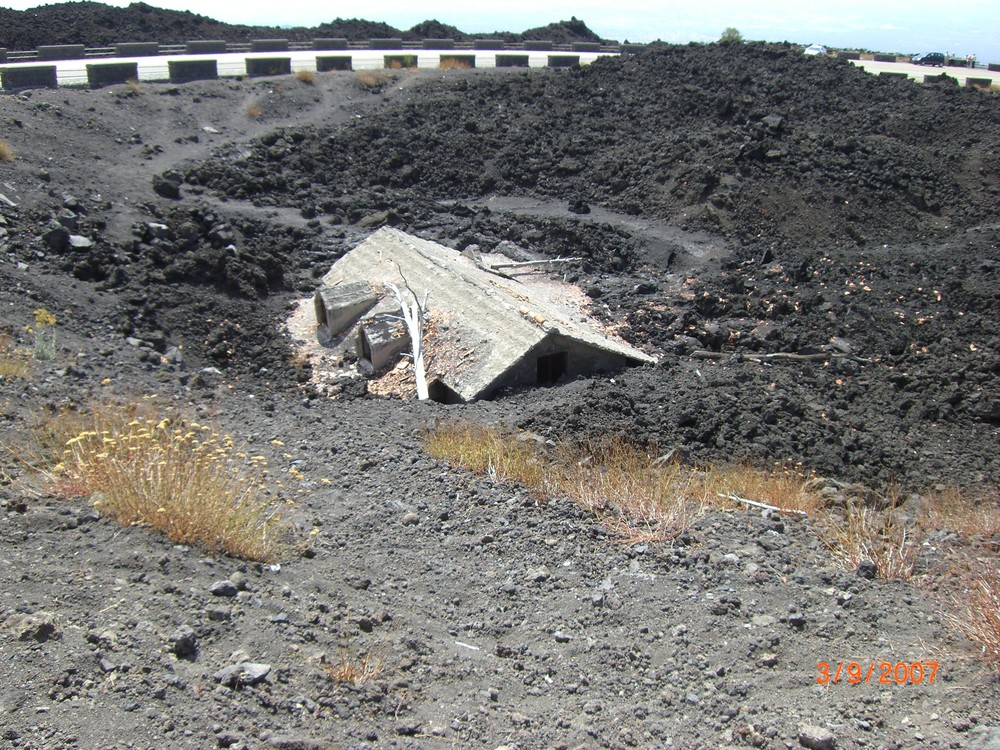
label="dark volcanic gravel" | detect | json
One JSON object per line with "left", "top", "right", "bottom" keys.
{"left": 1, "top": 9, "right": 999, "bottom": 749}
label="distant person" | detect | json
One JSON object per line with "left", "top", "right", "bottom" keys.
{"left": 966, "top": 54, "right": 973, "bottom": 68}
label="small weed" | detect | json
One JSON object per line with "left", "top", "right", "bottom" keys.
{"left": 125, "top": 77, "right": 143, "bottom": 95}
{"left": 26, "top": 308, "right": 57, "bottom": 362}
{"left": 246, "top": 104, "right": 263, "bottom": 119}
{"left": 325, "top": 647, "right": 384, "bottom": 685}
{"left": 0, "top": 140, "right": 14, "bottom": 162}
{"left": 17, "top": 399, "right": 293, "bottom": 561}
{"left": 295, "top": 69, "right": 316, "bottom": 84}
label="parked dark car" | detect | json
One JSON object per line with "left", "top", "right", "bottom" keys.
{"left": 911, "top": 52, "right": 945, "bottom": 66}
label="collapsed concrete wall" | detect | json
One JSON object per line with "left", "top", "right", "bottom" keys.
{"left": 313, "top": 282, "right": 378, "bottom": 341}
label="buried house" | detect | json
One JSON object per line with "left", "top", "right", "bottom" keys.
{"left": 313, "top": 227, "right": 656, "bottom": 403}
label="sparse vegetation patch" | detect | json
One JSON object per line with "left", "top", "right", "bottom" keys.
{"left": 0, "top": 333, "right": 30, "bottom": 380}
{"left": 20, "top": 399, "right": 293, "bottom": 561}
{"left": 424, "top": 422, "right": 824, "bottom": 543}
{"left": 325, "top": 647, "right": 385, "bottom": 685}
{"left": 943, "top": 557, "right": 1000, "bottom": 670}
{"left": 818, "top": 502, "right": 921, "bottom": 580}
{"left": 355, "top": 70, "right": 396, "bottom": 92}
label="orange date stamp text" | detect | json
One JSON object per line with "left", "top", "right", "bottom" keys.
{"left": 816, "top": 661, "right": 938, "bottom": 685}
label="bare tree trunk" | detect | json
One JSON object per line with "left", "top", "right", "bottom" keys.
{"left": 386, "top": 282, "right": 430, "bottom": 400}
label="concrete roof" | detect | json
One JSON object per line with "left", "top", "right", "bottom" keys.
{"left": 320, "top": 227, "right": 655, "bottom": 401}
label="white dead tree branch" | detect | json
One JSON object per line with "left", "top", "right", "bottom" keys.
{"left": 488, "top": 256, "right": 583, "bottom": 271}
{"left": 385, "top": 277, "right": 430, "bottom": 400}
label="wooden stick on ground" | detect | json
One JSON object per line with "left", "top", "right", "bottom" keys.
{"left": 718, "top": 492, "right": 809, "bottom": 516}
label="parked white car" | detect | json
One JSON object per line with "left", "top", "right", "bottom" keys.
{"left": 803, "top": 44, "right": 828, "bottom": 56}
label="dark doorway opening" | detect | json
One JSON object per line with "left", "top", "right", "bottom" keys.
{"left": 427, "top": 379, "right": 464, "bottom": 404}
{"left": 536, "top": 352, "right": 568, "bottom": 384}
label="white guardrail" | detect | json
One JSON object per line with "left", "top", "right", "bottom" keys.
{"left": 1, "top": 51, "right": 615, "bottom": 88}
{"left": 1, "top": 43, "right": 997, "bottom": 90}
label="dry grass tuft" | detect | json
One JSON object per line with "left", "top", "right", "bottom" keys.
{"left": 325, "top": 648, "right": 384, "bottom": 684}
{"left": 0, "top": 140, "right": 14, "bottom": 162}
{"left": 245, "top": 104, "right": 264, "bottom": 119}
{"left": 555, "top": 438, "right": 703, "bottom": 542}
{"left": 426, "top": 419, "right": 1000, "bottom": 670}
{"left": 918, "top": 487, "right": 1000, "bottom": 546}
{"left": 424, "top": 421, "right": 547, "bottom": 489}
{"left": 706, "top": 461, "right": 822, "bottom": 516}
{"left": 18, "top": 399, "right": 292, "bottom": 561}
{"left": 125, "top": 77, "right": 143, "bottom": 95}
{"left": 426, "top": 421, "right": 1000, "bottom": 670}
{"left": 424, "top": 422, "right": 826, "bottom": 543}
{"left": 355, "top": 70, "right": 396, "bottom": 92}
{"left": 921, "top": 488, "right": 1000, "bottom": 671}
{"left": 942, "top": 556, "right": 1000, "bottom": 671}
{"left": 0, "top": 333, "right": 30, "bottom": 380}
{"left": 818, "top": 502, "right": 921, "bottom": 580}
{"left": 295, "top": 69, "right": 317, "bottom": 84}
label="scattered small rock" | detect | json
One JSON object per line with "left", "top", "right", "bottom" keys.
{"left": 268, "top": 738, "right": 335, "bottom": 750}
{"left": 213, "top": 662, "right": 271, "bottom": 688}
{"left": 759, "top": 653, "right": 779, "bottom": 667}
{"left": 41, "top": 221, "right": 69, "bottom": 252}
{"left": 209, "top": 580, "right": 239, "bottom": 597}
{"left": 8, "top": 612, "right": 60, "bottom": 642}
{"left": 152, "top": 170, "right": 183, "bottom": 200}
{"left": 169, "top": 625, "right": 197, "bottom": 658}
{"left": 798, "top": 723, "right": 836, "bottom": 750}
{"left": 526, "top": 566, "right": 551, "bottom": 583}
{"left": 856, "top": 559, "right": 877, "bottom": 579}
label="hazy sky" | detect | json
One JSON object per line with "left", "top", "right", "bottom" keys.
{"left": 5, "top": 1, "right": 999, "bottom": 61}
